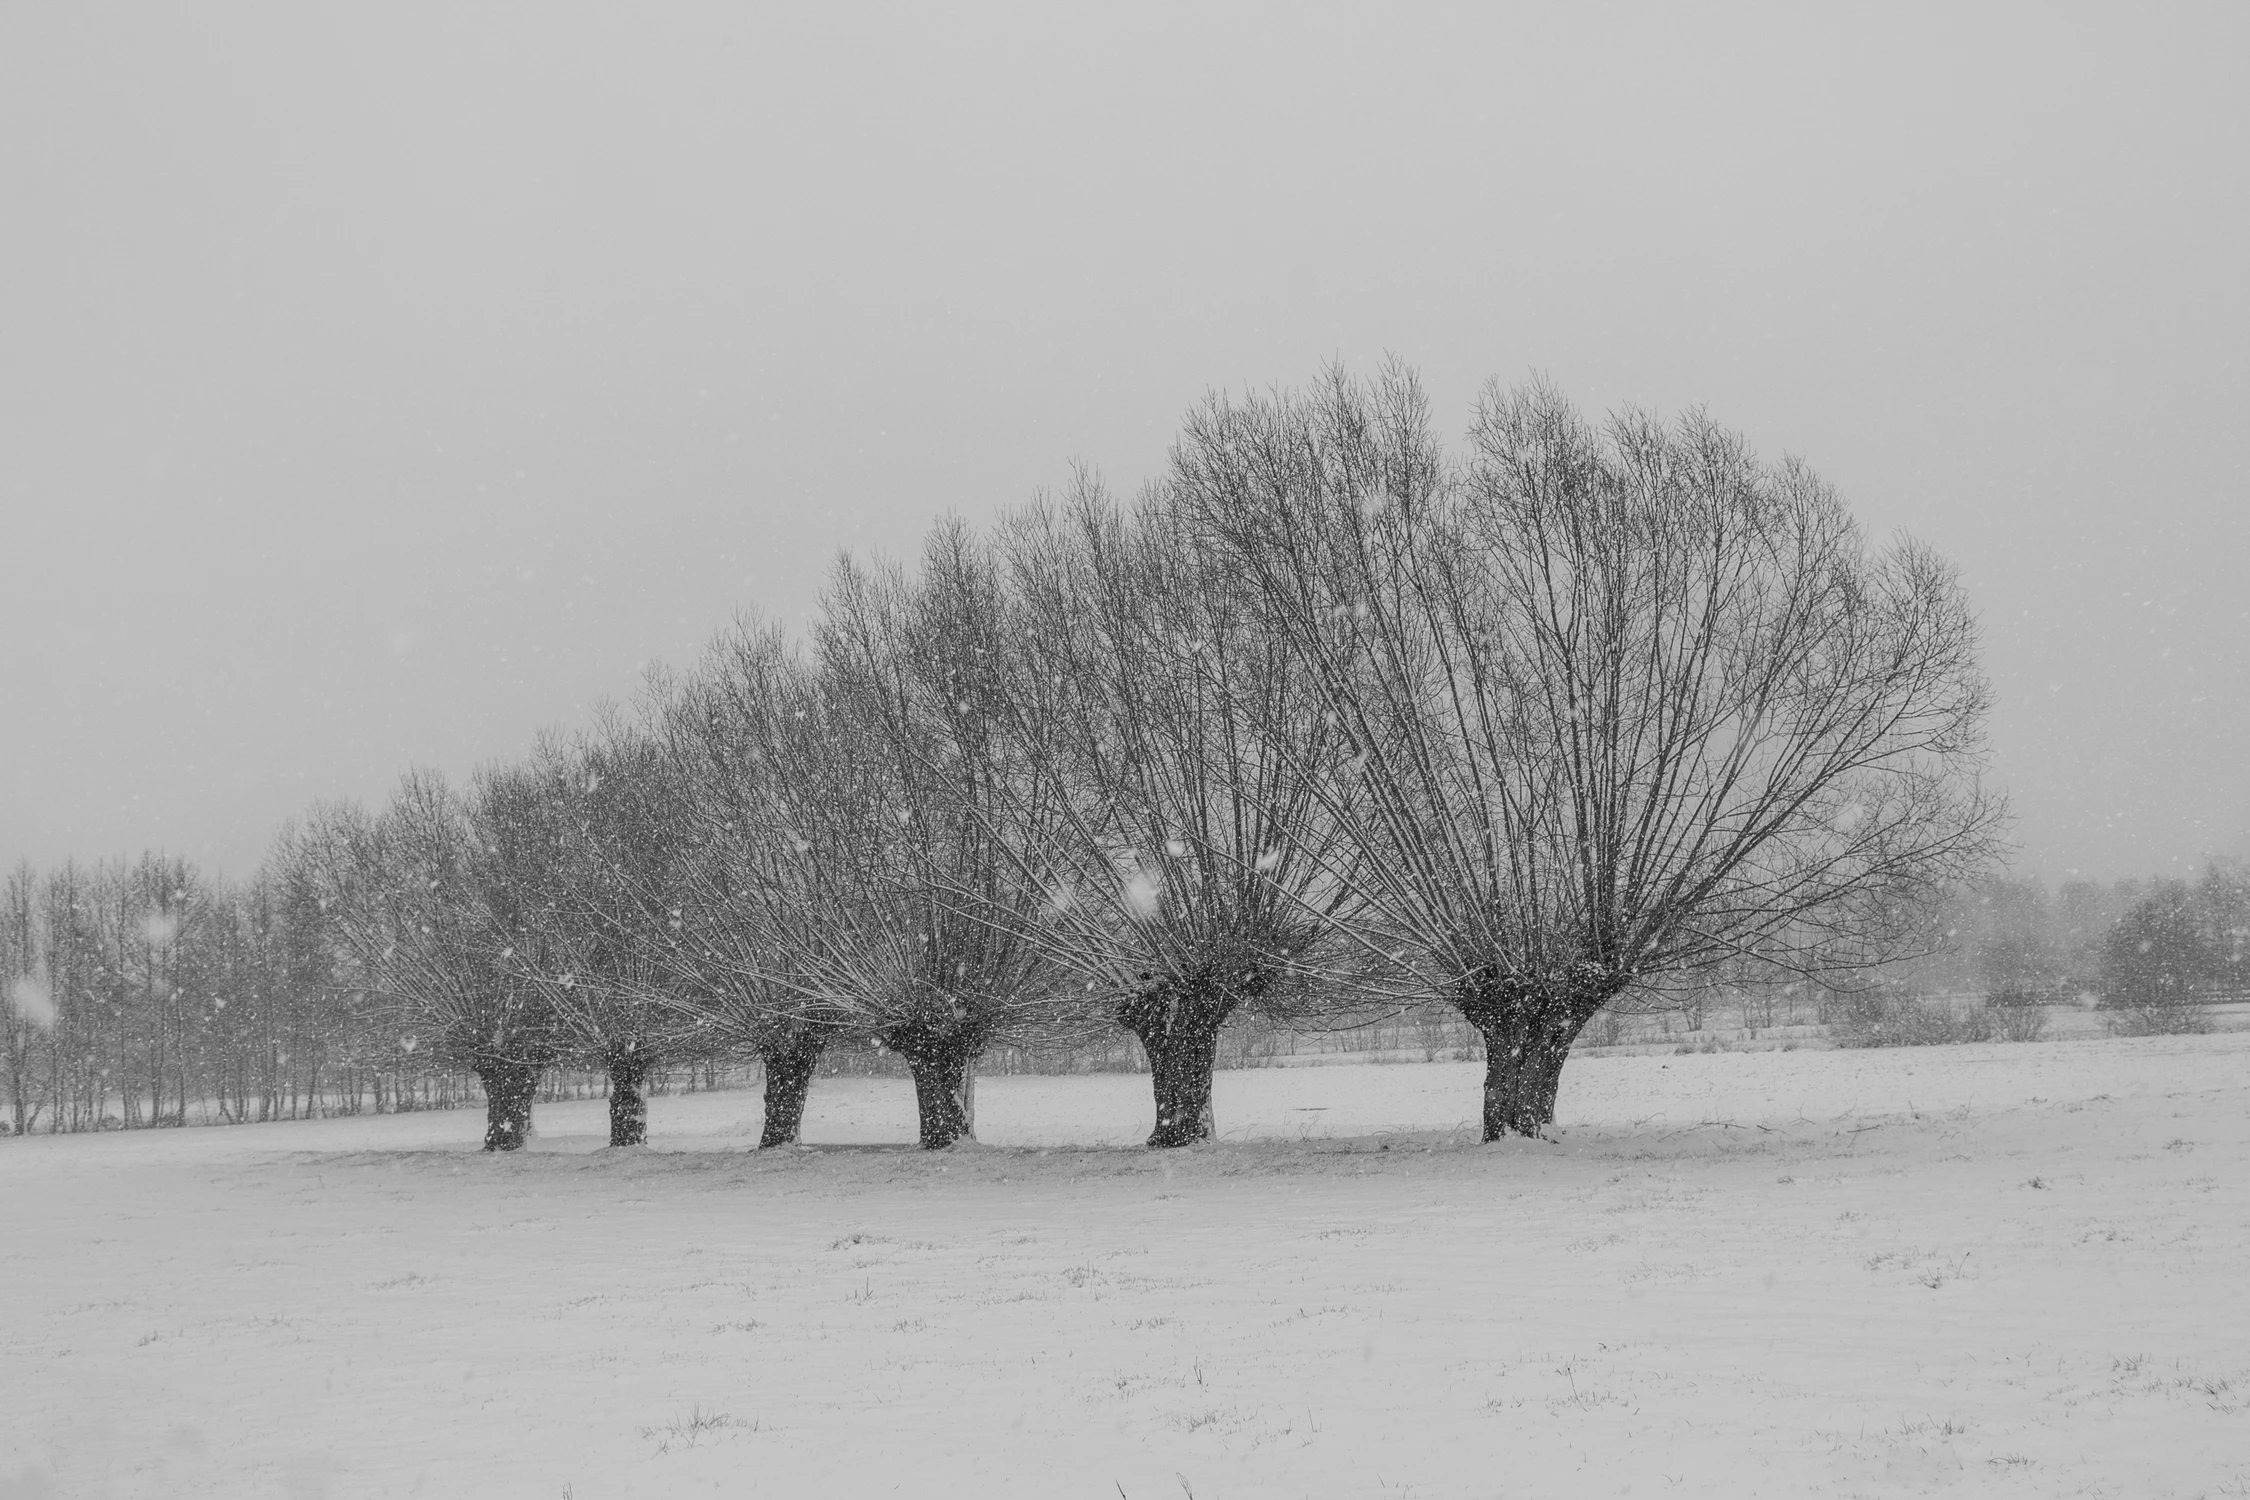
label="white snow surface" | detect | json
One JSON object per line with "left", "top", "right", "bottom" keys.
{"left": 5, "top": 1035, "right": 2248, "bottom": 1498}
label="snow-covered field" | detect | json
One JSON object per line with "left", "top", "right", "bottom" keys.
{"left": 6, "top": 1036, "right": 2247, "bottom": 1499}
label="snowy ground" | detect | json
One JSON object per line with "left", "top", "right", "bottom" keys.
{"left": 5, "top": 1036, "right": 2247, "bottom": 1499}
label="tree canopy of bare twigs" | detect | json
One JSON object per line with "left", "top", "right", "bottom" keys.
{"left": 657, "top": 617, "right": 874, "bottom": 1146}
{"left": 1174, "top": 366, "right": 2004, "bottom": 1137}
{"left": 987, "top": 479, "right": 1374, "bottom": 1144}
{"left": 477, "top": 723, "right": 708, "bottom": 1146}
{"left": 287, "top": 772, "right": 562, "bottom": 1150}
{"left": 660, "top": 528, "right": 1093, "bottom": 1149}
{"left": 795, "top": 526, "right": 1090, "bottom": 1145}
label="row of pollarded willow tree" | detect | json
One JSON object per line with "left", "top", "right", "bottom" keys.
{"left": 281, "top": 368, "right": 2002, "bottom": 1152}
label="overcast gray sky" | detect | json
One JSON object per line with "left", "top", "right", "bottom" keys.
{"left": 3, "top": 2, "right": 2243, "bottom": 887}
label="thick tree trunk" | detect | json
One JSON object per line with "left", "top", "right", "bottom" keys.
{"left": 903, "top": 1044, "right": 977, "bottom": 1150}
{"left": 757, "top": 1031, "right": 825, "bottom": 1148}
{"left": 1118, "top": 982, "right": 1235, "bottom": 1148}
{"left": 474, "top": 1060, "right": 538, "bottom": 1152}
{"left": 1474, "top": 1024, "right": 1573, "bottom": 1139}
{"left": 606, "top": 1054, "right": 648, "bottom": 1148}
{"left": 1454, "top": 972, "right": 1600, "bottom": 1141}
{"left": 1144, "top": 1029, "right": 1220, "bottom": 1147}
{"left": 882, "top": 1012, "right": 984, "bottom": 1150}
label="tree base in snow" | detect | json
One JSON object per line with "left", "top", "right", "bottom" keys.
{"left": 1455, "top": 972, "right": 1615, "bottom": 1141}
{"left": 475, "top": 1061, "right": 539, "bottom": 1152}
{"left": 607, "top": 1059, "right": 648, "bottom": 1148}
{"left": 758, "top": 1034, "right": 824, "bottom": 1148}
{"left": 1119, "top": 984, "right": 1236, "bottom": 1149}
{"left": 905, "top": 1048, "right": 976, "bottom": 1150}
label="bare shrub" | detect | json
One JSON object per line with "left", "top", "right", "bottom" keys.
{"left": 1830, "top": 993, "right": 1997, "bottom": 1049}
{"left": 1992, "top": 1004, "right": 2049, "bottom": 1043}
{"left": 2102, "top": 1000, "right": 2212, "bottom": 1037}
{"left": 1586, "top": 1010, "right": 1628, "bottom": 1049}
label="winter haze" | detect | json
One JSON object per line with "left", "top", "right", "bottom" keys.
{"left": 2, "top": 2, "right": 2243, "bottom": 881}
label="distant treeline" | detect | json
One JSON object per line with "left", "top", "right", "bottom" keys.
{"left": 0, "top": 856, "right": 459, "bottom": 1135}
{"left": 7, "top": 857, "right": 2239, "bottom": 1140}
{"left": 1893, "top": 864, "right": 2249, "bottom": 1007}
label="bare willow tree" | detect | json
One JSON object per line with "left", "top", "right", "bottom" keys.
{"left": 2, "top": 864, "right": 45, "bottom": 1136}
{"left": 990, "top": 480, "right": 1368, "bottom": 1145}
{"left": 792, "top": 524, "right": 1090, "bottom": 1147}
{"left": 659, "top": 621, "right": 856, "bottom": 1148}
{"left": 290, "top": 772, "right": 560, "bottom": 1150}
{"left": 1176, "top": 367, "right": 2003, "bottom": 1137}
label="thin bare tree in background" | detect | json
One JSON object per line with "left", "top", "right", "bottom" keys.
{"left": 1, "top": 863, "right": 45, "bottom": 1136}
{"left": 197, "top": 878, "right": 272, "bottom": 1123}
{"left": 118, "top": 854, "right": 201, "bottom": 1128}
{"left": 1177, "top": 367, "right": 2002, "bottom": 1137}
{"left": 262, "top": 827, "right": 392, "bottom": 1120}
{"left": 38, "top": 864, "right": 101, "bottom": 1130}
{"left": 245, "top": 864, "right": 313, "bottom": 1120}
{"left": 86, "top": 869, "right": 142, "bottom": 1125}
{"left": 990, "top": 481, "right": 1370, "bottom": 1145}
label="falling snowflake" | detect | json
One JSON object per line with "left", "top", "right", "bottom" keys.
{"left": 1125, "top": 873, "right": 1163, "bottom": 917}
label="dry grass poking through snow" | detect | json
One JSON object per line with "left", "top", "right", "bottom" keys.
{"left": 4, "top": 1034, "right": 2248, "bottom": 1498}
